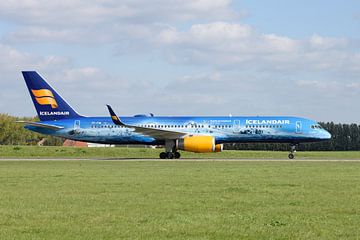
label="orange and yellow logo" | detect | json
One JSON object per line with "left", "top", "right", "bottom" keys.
{"left": 31, "top": 89, "right": 58, "bottom": 109}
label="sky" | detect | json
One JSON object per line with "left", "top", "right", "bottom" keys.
{"left": 0, "top": 0, "right": 359, "bottom": 123}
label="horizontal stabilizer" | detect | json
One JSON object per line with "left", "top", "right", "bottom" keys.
{"left": 16, "top": 121, "right": 64, "bottom": 130}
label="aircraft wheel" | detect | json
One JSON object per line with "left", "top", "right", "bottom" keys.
{"left": 166, "top": 152, "right": 174, "bottom": 159}
{"left": 160, "top": 152, "right": 167, "bottom": 159}
{"left": 288, "top": 153, "right": 295, "bottom": 159}
{"left": 174, "top": 152, "right": 181, "bottom": 159}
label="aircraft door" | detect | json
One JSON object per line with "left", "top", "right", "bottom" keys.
{"left": 233, "top": 120, "right": 241, "bottom": 133}
{"left": 74, "top": 120, "right": 81, "bottom": 130}
{"left": 296, "top": 121, "right": 302, "bottom": 134}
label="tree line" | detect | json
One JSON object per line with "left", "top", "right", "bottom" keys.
{"left": 0, "top": 114, "right": 63, "bottom": 146}
{"left": 0, "top": 114, "right": 359, "bottom": 150}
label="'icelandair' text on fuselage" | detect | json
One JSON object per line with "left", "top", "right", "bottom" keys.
{"left": 39, "top": 111, "right": 70, "bottom": 116}
{"left": 245, "top": 119, "right": 290, "bottom": 125}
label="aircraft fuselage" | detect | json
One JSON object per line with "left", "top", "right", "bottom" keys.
{"left": 26, "top": 116, "right": 331, "bottom": 145}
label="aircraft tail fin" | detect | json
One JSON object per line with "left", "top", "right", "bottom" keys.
{"left": 22, "top": 71, "right": 83, "bottom": 121}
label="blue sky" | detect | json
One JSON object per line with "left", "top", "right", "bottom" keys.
{"left": 0, "top": 0, "right": 359, "bottom": 122}
{"left": 236, "top": 1, "right": 359, "bottom": 38}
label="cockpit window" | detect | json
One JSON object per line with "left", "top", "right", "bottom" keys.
{"left": 310, "top": 124, "right": 323, "bottom": 129}
{"left": 311, "top": 124, "right": 323, "bottom": 129}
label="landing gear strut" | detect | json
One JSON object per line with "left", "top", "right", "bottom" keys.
{"left": 288, "top": 144, "right": 297, "bottom": 159}
{"left": 159, "top": 140, "right": 181, "bottom": 159}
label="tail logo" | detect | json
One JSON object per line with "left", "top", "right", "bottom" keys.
{"left": 31, "top": 89, "right": 58, "bottom": 109}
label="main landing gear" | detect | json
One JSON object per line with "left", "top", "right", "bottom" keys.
{"left": 288, "top": 144, "right": 298, "bottom": 159}
{"left": 159, "top": 140, "right": 181, "bottom": 159}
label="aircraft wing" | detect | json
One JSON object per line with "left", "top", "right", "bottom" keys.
{"left": 106, "top": 105, "right": 187, "bottom": 140}
{"left": 16, "top": 121, "right": 64, "bottom": 130}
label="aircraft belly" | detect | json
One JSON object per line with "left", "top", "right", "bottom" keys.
{"left": 71, "top": 132, "right": 157, "bottom": 145}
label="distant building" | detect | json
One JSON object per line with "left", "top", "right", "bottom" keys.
{"left": 63, "top": 140, "right": 88, "bottom": 147}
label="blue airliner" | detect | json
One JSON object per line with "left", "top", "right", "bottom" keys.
{"left": 18, "top": 71, "right": 331, "bottom": 159}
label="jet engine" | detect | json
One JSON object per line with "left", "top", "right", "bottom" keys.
{"left": 177, "top": 136, "right": 223, "bottom": 153}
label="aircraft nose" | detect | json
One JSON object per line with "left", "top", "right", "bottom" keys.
{"left": 321, "top": 130, "right": 332, "bottom": 140}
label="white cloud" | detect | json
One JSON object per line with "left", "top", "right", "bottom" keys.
{"left": 261, "top": 34, "right": 299, "bottom": 53}
{"left": 0, "top": 1, "right": 359, "bottom": 122}
{"left": 0, "top": 43, "right": 70, "bottom": 73}
{"left": 0, "top": 0, "right": 236, "bottom": 44}
{"left": 0, "top": 43, "right": 73, "bottom": 116}
{"left": 155, "top": 22, "right": 360, "bottom": 77}
{"left": 309, "top": 34, "right": 348, "bottom": 50}
{"left": 159, "top": 22, "right": 253, "bottom": 48}
{"left": 0, "top": 37, "right": 359, "bottom": 122}
{"left": 3, "top": 1, "right": 357, "bottom": 78}
{"left": 0, "top": 0, "right": 235, "bottom": 24}
{"left": 297, "top": 80, "right": 360, "bottom": 93}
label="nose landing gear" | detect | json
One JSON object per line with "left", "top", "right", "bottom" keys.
{"left": 288, "top": 144, "right": 297, "bottom": 159}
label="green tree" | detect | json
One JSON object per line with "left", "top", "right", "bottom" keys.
{"left": 0, "top": 114, "right": 63, "bottom": 146}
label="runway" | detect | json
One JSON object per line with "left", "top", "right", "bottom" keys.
{"left": 1, "top": 158, "right": 360, "bottom": 162}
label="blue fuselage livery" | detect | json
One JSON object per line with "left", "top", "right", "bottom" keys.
{"left": 27, "top": 116, "right": 330, "bottom": 145}
{"left": 20, "top": 71, "right": 331, "bottom": 159}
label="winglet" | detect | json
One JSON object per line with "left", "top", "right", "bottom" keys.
{"left": 106, "top": 105, "right": 125, "bottom": 126}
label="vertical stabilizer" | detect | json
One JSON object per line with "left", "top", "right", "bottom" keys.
{"left": 22, "top": 71, "right": 83, "bottom": 121}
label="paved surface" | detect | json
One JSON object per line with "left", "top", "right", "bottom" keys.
{"left": 1, "top": 158, "right": 360, "bottom": 162}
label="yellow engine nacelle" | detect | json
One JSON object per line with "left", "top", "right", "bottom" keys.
{"left": 177, "top": 136, "right": 223, "bottom": 153}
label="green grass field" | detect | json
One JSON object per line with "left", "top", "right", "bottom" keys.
{"left": 1, "top": 145, "right": 360, "bottom": 159}
{"left": 0, "top": 160, "right": 359, "bottom": 239}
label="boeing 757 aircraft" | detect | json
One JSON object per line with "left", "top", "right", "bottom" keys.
{"left": 18, "top": 71, "right": 331, "bottom": 159}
